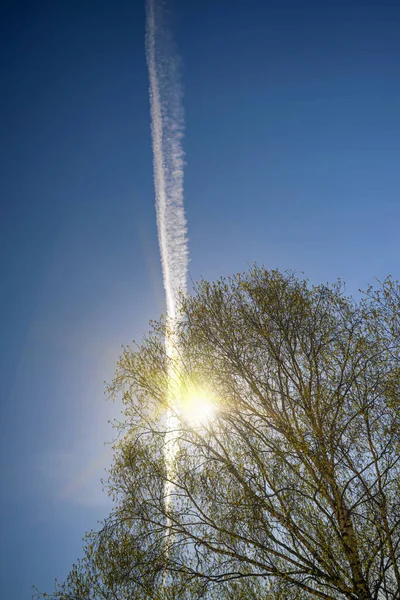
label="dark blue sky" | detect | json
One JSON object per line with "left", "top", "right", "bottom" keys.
{"left": 1, "top": 1, "right": 400, "bottom": 598}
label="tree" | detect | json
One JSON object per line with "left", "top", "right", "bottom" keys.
{"left": 36, "top": 267, "right": 400, "bottom": 600}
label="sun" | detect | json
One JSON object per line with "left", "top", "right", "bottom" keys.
{"left": 179, "top": 390, "right": 216, "bottom": 426}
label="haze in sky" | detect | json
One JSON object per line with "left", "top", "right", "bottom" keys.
{"left": 1, "top": 1, "right": 400, "bottom": 598}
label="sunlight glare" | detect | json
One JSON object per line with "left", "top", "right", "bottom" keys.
{"left": 180, "top": 391, "right": 216, "bottom": 426}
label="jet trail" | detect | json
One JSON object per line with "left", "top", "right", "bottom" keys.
{"left": 145, "top": 0, "right": 188, "bottom": 321}
{"left": 145, "top": 0, "right": 188, "bottom": 580}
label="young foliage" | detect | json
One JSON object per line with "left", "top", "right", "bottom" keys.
{"left": 36, "top": 268, "right": 400, "bottom": 600}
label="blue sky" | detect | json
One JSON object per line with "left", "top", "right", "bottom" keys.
{"left": 1, "top": 1, "right": 400, "bottom": 597}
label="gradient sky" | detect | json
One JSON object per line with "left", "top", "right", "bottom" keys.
{"left": 1, "top": 1, "right": 400, "bottom": 598}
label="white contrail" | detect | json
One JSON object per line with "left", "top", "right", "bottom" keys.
{"left": 145, "top": 0, "right": 188, "bottom": 580}
{"left": 145, "top": 0, "right": 188, "bottom": 321}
